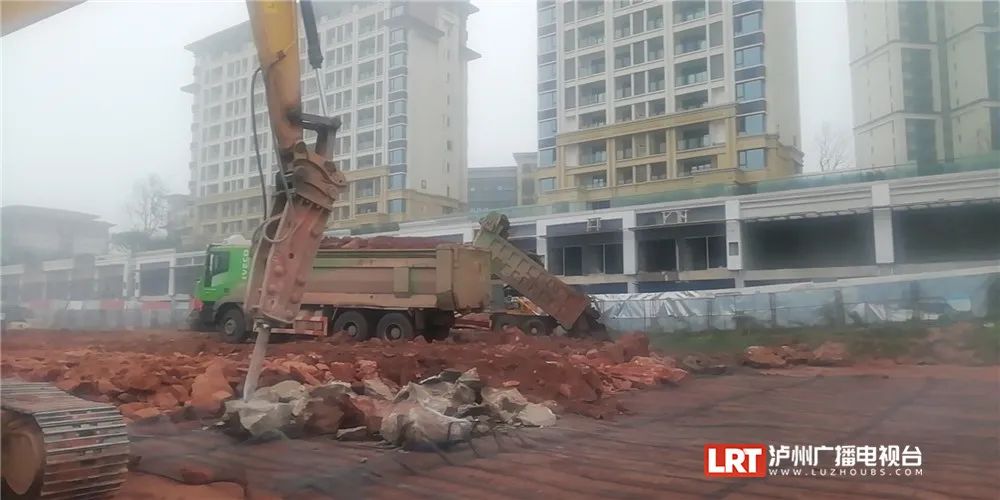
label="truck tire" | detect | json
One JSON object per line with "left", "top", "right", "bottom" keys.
{"left": 491, "top": 314, "right": 519, "bottom": 332}
{"left": 376, "top": 312, "right": 415, "bottom": 342}
{"left": 520, "top": 317, "right": 550, "bottom": 336}
{"left": 218, "top": 308, "right": 248, "bottom": 343}
{"left": 333, "top": 311, "right": 371, "bottom": 341}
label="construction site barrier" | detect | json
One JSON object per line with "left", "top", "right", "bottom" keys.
{"left": 592, "top": 267, "right": 999, "bottom": 334}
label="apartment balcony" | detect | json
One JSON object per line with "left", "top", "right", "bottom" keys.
{"left": 580, "top": 150, "right": 608, "bottom": 166}
{"left": 579, "top": 92, "right": 607, "bottom": 107}
{"left": 679, "top": 157, "right": 716, "bottom": 176}
{"left": 579, "top": 35, "right": 606, "bottom": 49}
{"left": 677, "top": 135, "right": 710, "bottom": 151}
{"left": 578, "top": 60, "right": 606, "bottom": 78}
{"left": 579, "top": 111, "right": 607, "bottom": 129}
{"left": 674, "top": 39, "right": 707, "bottom": 56}
{"left": 676, "top": 89, "right": 709, "bottom": 110}
{"left": 673, "top": 2, "right": 706, "bottom": 24}
{"left": 675, "top": 71, "right": 707, "bottom": 87}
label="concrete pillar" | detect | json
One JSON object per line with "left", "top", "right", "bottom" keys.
{"left": 167, "top": 258, "right": 177, "bottom": 297}
{"left": 461, "top": 227, "right": 475, "bottom": 244}
{"left": 535, "top": 220, "right": 548, "bottom": 269}
{"left": 622, "top": 210, "right": 637, "bottom": 275}
{"left": 871, "top": 183, "right": 895, "bottom": 267}
{"left": 627, "top": 279, "right": 639, "bottom": 293}
{"left": 725, "top": 200, "right": 744, "bottom": 271}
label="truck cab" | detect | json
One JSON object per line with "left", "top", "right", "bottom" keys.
{"left": 190, "top": 244, "right": 251, "bottom": 341}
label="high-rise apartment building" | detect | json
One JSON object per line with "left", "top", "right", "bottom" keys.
{"left": 184, "top": 1, "right": 477, "bottom": 238}
{"left": 849, "top": 0, "right": 1000, "bottom": 168}
{"left": 534, "top": 0, "right": 802, "bottom": 207}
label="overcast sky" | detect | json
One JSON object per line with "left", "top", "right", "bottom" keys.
{"left": 1, "top": 0, "right": 853, "bottom": 229}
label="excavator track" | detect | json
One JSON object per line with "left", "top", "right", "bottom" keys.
{"left": 1, "top": 380, "right": 130, "bottom": 499}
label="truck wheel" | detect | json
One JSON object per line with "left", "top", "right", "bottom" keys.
{"left": 520, "top": 317, "right": 550, "bottom": 336}
{"left": 219, "top": 308, "right": 248, "bottom": 343}
{"left": 491, "top": 315, "right": 519, "bottom": 332}
{"left": 376, "top": 312, "right": 415, "bottom": 342}
{"left": 333, "top": 311, "right": 371, "bottom": 341}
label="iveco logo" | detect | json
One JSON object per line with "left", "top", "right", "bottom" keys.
{"left": 241, "top": 249, "right": 250, "bottom": 279}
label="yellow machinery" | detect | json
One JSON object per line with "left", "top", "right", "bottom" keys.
{"left": 1, "top": 1, "right": 345, "bottom": 497}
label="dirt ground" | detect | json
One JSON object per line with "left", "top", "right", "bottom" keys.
{"left": 3, "top": 328, "right": 997, "bottom": 499}
{"left": 117, "top": 365, "right": 1000, "bottom": 499}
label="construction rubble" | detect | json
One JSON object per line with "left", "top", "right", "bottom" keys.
{"left": 1, "top": 328, "right": 689, "bottom": 444}
{"left": 742, "top": 341, "right": 851, "bottom": 368}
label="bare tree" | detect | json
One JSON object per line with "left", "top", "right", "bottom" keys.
{"left": 815, "top": 122, "right": 850, "bottom": 172}
{"left": 126, "top": 174, "right": 169, "bottom": 234}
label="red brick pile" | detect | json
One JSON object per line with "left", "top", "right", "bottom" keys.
{"left": 1, "top": 329, "right": 686, "bottom": 422}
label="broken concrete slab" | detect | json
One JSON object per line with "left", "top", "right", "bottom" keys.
{"left": 252, "top": 380, "right": 307, "bottom": 403}
{"left": 362, "top": 378, "right": 396, "bottom": 400}
{"left": 681, "top": 354, "right": 728, "bottom": 375}
{"left": 224, "top": 399, "right": 295, "bottom": 437}
{"left": 456, "top": 367, "right": 482, "bottom": 391}
{"left": 515, "top": 403, "right": 557, "bottom": 427}
{"left": 380, "top": 401, "right": 474, "bottom": 449}
{"left": 481, "top": 387, "right": 529, "bottom": 422}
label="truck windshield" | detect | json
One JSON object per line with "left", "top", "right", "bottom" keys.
{"left": 206, "top": 251, "right": 230, "bottom": 287}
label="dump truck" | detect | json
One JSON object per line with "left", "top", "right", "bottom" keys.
{"left": 190, "top": 243, "right": 492, "bottom": 343}
{"left": 473, "top": 212, "right": 608, "bottom": 339}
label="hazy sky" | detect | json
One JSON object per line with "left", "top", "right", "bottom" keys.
{"left": 1, "top": 0, "right": 853, "bottom": 229}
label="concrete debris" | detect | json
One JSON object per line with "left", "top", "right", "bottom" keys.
{"left": 252, "top": 380, "right": 307, "bottom": 403}
{"left": 481, "top": 387, "right": 529, "bottom": 422}
{"left": 515, "top": 403, "right": 557, "bottom": 427}
{"left": 224, "top": 399, "right": 295, "bottom": 437}
{"left": 743, "top": 346, "right": 788, "bottom": 368}
{"left": 362, "top": 378, "right": 396, "bottom": 400}
{"left": 456, "top": 368, "right": 482, "bottom": 391}
{"left": 380, "top": 401, "right": 474, "bottom": 449}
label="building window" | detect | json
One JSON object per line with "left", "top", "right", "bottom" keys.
{"left": 539, "top": 62, "right": 556, "bottom": 81}
{"left": 389, "top": 28, "right": 405, "bottom": 44}
{"left": 389, "top": 100, "right": 406, "bottom": 116}
{"left": 737, "top": 113, "right": 765, "bottom": 135}
{"left": 389, "top": 124, "right": 406, "bottom": 140}
{"left": 539, "top": 91, "right": 557, "bottom": 110}
{"left": 539, "top": 34, "right": 556, "bottom": 53}
{"left": 735, "top": 79, "right": 764, "bottom": 101}
{"left": 389, "top": 52, "right": 406, "bottom": 68}
{"left": 539, "top": 177, "right": 556, "bottom": 192}
{"left": 737, "top": 148, "right": 766, "bottom": 170}
{"left": 902, "top": 48, "right": 934, "bottom": 113}
{"left": 388, "top": 199, "right": 406, "bottom": 214}
{"left": 734, "top": 12, "right": 762, "bottom": 36}
{"left": 539, "top": 148, "right": 556, "bottom": 167}
{"left": 898, "top": 0, "right": 930, "bottom": 42}
{"left": 539, "top": 6, "right": 556, "bottom": 26}
{"left": 734, "top": 46, "right": 763, "bottom": 68}
{"left": 538, "top": 119, "right": 557, "bottom": 139}
{"left": 389, "top": 148, "right": 406, "bottom": 165}
{"left": 389, "top": 75, "right": 406, "bottom": 92}
{"left": 388, "top": 173, "right": 406, "bottom": 190}
{"left": 905, "top": 119, "right": 937, "bottom": 164}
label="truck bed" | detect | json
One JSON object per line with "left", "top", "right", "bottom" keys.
{"left": 300, "top": 245, "right": 491, "bottom": 312}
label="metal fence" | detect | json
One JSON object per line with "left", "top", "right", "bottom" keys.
{"left": 592, "top": 267, "right": 999, "bottom": 334}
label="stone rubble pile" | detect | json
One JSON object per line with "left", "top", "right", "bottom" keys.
{"left": 222, "top": 367, "right": 560, "bottom": 448}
